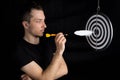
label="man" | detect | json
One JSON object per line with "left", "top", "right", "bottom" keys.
{"left": 13, "top": 1, "right": 68, "bottom": 80}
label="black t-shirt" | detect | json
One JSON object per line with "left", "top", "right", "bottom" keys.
{"left": 12, "top": 38, "right": 52, "bottom": 79}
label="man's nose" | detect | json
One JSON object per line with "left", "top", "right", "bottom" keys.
{"left": 44, "top": 24, "right": 47, "bottom": 28}
{"left": 42, "top": 22, "right": 47, "bottom": 28}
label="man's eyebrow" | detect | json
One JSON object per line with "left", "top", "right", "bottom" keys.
{"left": 35, "top": 19, "right": 45, "bottom": 20}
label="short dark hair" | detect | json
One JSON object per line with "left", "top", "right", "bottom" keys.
{"left": 22, "top": 1, "right": 43, "bottom": 22}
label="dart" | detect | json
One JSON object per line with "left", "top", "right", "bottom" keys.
{"left": 45, "top": 33, "right": 68, "bottom": 38}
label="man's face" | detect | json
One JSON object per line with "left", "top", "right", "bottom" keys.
{"left": 27, "top": 9, "right": 46, "bottom": 37}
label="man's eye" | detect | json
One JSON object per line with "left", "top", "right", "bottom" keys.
{"left": 36, "top": 21, "right": 41, "bottom": 23}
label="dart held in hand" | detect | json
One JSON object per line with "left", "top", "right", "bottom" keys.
{"left": 45, "top": 33, "right": 68, "bottom": 38}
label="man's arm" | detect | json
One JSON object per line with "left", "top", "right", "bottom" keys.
{"left": 21, "top": 52, "right": 67, "bottom": 80}
{"left": 21, "top": 33, "right": 68, "bottom": 80}
{"left": 54, "top": 56, "right": 68, "bottom": 79}
{"left": 21, "top": 56, "right": 68, "bottom": 80}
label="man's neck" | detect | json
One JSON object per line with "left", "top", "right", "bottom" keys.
{"left": 23, "top": 36, "right": 40, "bottom": 45}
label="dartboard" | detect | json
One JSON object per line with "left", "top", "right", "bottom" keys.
{"left": 85, "top": 12, "right": 113, "bottom": 50}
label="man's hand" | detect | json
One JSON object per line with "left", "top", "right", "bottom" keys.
{"left": 55, "top": 32, "right": 66, "bottom": 55}
{"left": 21, "top": 74, "right": 32, "bottom": 80}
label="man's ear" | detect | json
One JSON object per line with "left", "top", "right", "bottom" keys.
{"left": 22, "top": 21, "right": 29, "bottom": 29}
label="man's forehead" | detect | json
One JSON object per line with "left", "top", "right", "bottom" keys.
{"left": 31, "top": 10, "right": 45, "bottom": 19}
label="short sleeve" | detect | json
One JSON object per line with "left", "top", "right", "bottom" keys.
{"left": 13, "top": 45, "right": 33, "bottom": 69}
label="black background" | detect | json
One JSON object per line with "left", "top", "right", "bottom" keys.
{"left": 2, "top": 0, "right": 120, "bottom": 80}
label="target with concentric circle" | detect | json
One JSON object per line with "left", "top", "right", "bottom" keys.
{"left": 85, "top": 13, "right": 113, "bottom": 50}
